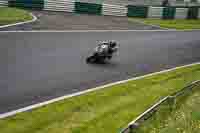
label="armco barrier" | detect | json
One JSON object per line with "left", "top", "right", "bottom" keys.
{"left": 175, "top": 7, "right": 188, "bottom": 19}
{"left": 102, "top": 4, "right": 127, "bottom": 16}
{"left": 120, "top": 80, "right": 200, "bottom": 133}
{"left": 44, "top": 0, "right": 74, "bottom": 12}
{"left": 148, "top": 6, "right": 164, "bottom": 18}
{"left": 199, "top": 8, "right": 200, "bottom": 19}
{"left": 0, "top": 0, "right": 8, "bottom": 7}
{"left": 9, "top": 0, "right": 44, "bottom": 10}
{"left": 187, "top": 6, "right": 199, "bottom": 19}
{"left": 1, "top": 1, "right": 200, "bottom": 19}
{"left": 127, "top": 5, "right": 148, "bottom": 18}
{"left": 75, "top": 2, "right": 102, "bottom": 15}
{"left": 162, "top": 7, "right": 176, "bottom": 19}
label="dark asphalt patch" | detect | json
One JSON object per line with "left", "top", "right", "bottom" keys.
{"left": 1, "top": 31, "right": 200, "bottom": 114}
{"left": 0, "top": 11, "right": 160, "bottom": 31}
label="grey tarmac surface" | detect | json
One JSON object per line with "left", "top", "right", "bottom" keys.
{"left": 1, "top": 31, "right": 200, "bottom": 114}
{"left": 0, "top": 11, "right": 160, "bottom": 31}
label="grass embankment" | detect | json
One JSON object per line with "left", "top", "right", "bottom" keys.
{"left": 0, "top": 64, "right": 200, "bottom": 133}
{"left": 129, "top": 18, "right": 200, "bottom": 30}
{"left": 136, "top": 85, "right": 200, "bottom": 133}
{"left": 0, "top": 7, "right": 33, "bottom": 26}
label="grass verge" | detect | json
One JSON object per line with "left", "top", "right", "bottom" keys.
{"left": 136, "top": 85, "right": 200, "bottom": 133}
{"left": 0, "top": 7, "right": 33, "bottom": 26}
{"left": 0, "top": 64, "right": 200, "bottom": 133}
{"left": 129, "top": 18, "right": 200, "bottom": 30}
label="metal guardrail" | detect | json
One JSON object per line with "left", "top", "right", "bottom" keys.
{"left": 175, "top": 7, "right": 188, "bottom": 19}
{"left": 44, "top": 0, "right": 128, "bottom": 16}
{"left": 1, "top": 0, "right": 200, "bottom": 19}
{"left": 102, "top": 4, "right": 127, "bottom": 16}
{"left": 148, "top": 6, "right": 164, "bottom": 18}
{"left": 44, "top": 0, "right": 75, "bottom": 12}
{"left": 120, "top": 80, "right": 200, "bottom": 133}
{"left": 199, "top": 8, "right": 200, "bottom": 19}
{"left": 171, "top": 80, "right": 200, "bottom": 98}
{"left": 0, "top": 0, "right": 8, "bottom": 7}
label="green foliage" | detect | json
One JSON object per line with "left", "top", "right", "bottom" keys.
{"left": 0, "top": 7, "right": 32, "bottom": 26}
{"left": 129, "top": 18, "right": 200, "bottom": 30}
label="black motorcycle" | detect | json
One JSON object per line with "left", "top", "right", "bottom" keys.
{"left": 86, "top": 43, "right": 118, "bottom": 63}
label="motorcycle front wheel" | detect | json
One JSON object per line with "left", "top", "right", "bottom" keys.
{"left": 86, "top": 56, "right": 95, "bottom": 63}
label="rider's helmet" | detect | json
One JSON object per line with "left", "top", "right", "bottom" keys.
{"left": 98, "top": 41, "right": 107, "bottom": 46}
{"left": 109, "top": 40, "right": 117, "bottom": 48}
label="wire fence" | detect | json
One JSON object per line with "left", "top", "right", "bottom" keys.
{"left": 120, "top": 80, "right": 200, "bottom": 133}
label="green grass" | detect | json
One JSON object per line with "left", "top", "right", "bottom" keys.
{"left": 0, "top": 7, "right": 33, "bottom": 26}
{"left": 136, "top": 85, "right": 200, "bottom": 133}
{"left": 129, "top": 18, "right": 200, "bottom": 30}
{"left": 0, "top": 64, "right": 200, "bottom": 133}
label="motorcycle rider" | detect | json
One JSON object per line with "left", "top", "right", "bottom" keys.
{"left": 86, "top": 40, "right": 118, "bottom": 63}
{"left": 98, "top": 40, "right": 118, "bottom": 55}
{"left": 108, "top": 40, "right": 118, "bottom": 55}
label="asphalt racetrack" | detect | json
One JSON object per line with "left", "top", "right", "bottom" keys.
{"left": 1, "top": 31, "right": 200, "bottom": 114}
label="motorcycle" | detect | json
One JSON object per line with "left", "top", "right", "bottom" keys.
{"left": 86, "top": 43, "right": 118, "bottom": 63}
